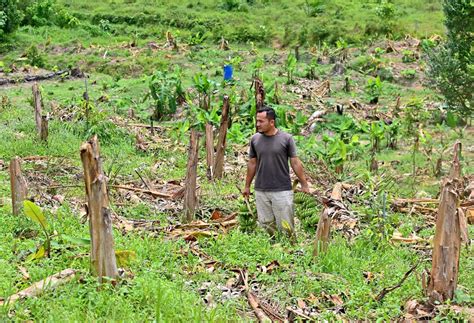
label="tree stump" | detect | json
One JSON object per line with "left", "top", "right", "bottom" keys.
{"left": 205, "top": 123, "right": 214, "bottom": 180}
{"left": 32, "top": 82, "right": 43, "bottom": 137}
{"left": 9, "top": 157, "right": 28, "bottom": 216}
{"left": 313, "top": 207, "right": 331, "bottom": 257}
{"left": 331, "top": 62, "right": 345, "bottom": 75}
{"left": 428, "top": 142, "right": 463, "bottom": 302}
{"left": 214, "top": 95, "right": 230, "bottom": 179}
{"left": 254, "top": 77, "right": 265, "bottom": 111}
{"left": 40, "top": 115, "right": 48, "bottom": 142}
{"left": 344, "top": 76, "right": 351, "bottom": 92}
{"left": 80, "top": 136, "right": 118, "bottom": 282}
{"left": 183, "top": 129, "right": 200, "bottom": 223}
{"left": 313, "top": 183, "right": 342, "bottom": 257}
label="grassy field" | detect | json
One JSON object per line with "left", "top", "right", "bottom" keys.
{"left": 0, "top": 0, "right": 473, "bottom": 321}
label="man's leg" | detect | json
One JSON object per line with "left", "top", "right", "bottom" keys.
{"left": 270, "top": 190, "right": 295, "bottom": 236}
{"left": 255, "top": 190, "right": 277, "bottom": 235}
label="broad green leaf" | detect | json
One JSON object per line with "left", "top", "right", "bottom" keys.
{"left": 23, "top": 200, "right": 48, "bottom": 229}
{"left": 26, "top": 245, "right": 46, "bottom": 261}
{"left": 61, "top": 235, "right": 91, "bottom": 246}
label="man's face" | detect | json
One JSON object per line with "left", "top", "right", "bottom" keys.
{"left": 256, "top": 111, "right": 274, "bottom": 133}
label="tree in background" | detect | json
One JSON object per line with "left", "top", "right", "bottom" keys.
{"left": 426, "top": 0, "right": 473, "bottom": 119}
{"left": 0, "top": 0, "right": 21, "bottom": 39}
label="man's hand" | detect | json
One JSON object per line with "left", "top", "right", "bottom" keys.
{"left": 242, "top": 186, "right": 251, "bottom": 199}
{"left": 300, "top": 183, "right": 310, "bottom": 194}
{"left": 244, "top": 158, "right": 257, "bottom": 199}
{"left": 290, "top": 157, "right": 310, "bottom": 194}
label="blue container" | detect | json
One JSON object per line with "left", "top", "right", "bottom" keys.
{"left": 223, "top": 65, "right": 233, "bottom": 81}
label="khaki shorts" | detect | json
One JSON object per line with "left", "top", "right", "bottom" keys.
{"left": 255, "top": 190, "right": 294, "bottom": 235}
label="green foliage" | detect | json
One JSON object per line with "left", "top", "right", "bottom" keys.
{"left": 220, "top": 0, "right": 245, "bottom": 12}
{"left": 20, "top": 0, "right": 79, "bottom": 28}
{"left": 400, "top": 68, "right": 417, "bottom": 79}
{"left": 401, "top": 50, "right": 417, "bottom": 63}
{"left": 23, "top": 200, "right": 51, "bottom": 260}
{"left": 22, "top": 0, "right": 56, "bottom": 27}
{"left": 285, "top": 53, "right": 297, "bottom": 84}
{"left": 147, "top": 69, "right": 184, "bottom": 120}
{"left": 350, "top": 55, "right": 383, "bottom": 74}
{"left": 368, "top": 120, "right": 386, "bottom": 153}
{"left": 0, "top": 0, "right": 21, "bottom": 38}
{"left": 25, "top": 44, "right": 45, "bottom": 67}
{"left": 304, "top": 57, "right": 319, "bottom": 79}
{"left": 373, "top": 47, "right": 386, "bottom": 58}
{"left": 304, "top": 0, "right": 327, "bottom": 17}
{"left": 375, "top": 0, "right": 396, "bottom": 20}
{"left": 365, "top": 76, "right": 383, "bottom": 103}
{"left": 426, "top": 0, "right": 473, "bottom": 118}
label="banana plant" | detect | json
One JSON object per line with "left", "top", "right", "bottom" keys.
{"left": 192, "top": 72, "right": 215, "bottom": 110}
{"left": 24, "top": 200, "right": 52, "bottom": 260}
{"left": 286, "top": 53, "right": 297, "bottom": 84}
{"left": 23, "top": 201, "right": 90, "bottom": 261}
{"left": 146, "top": 70, "right": 180, "bottom": 120}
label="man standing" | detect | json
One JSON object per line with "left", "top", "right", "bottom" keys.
{"left": 243, "top": 106, "right": 310, "bottom": 236}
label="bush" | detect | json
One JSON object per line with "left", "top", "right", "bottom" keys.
{"left": 20, "top": 0, "right": 79, "bottom": 29}
{"left": 375, "top": 0, "right": 396, "bottom": 20}
{"left": 228, "top": 24, "right": 272, "bottom": 44}
{"left": 25, "top": 45, "right": 45, "bottom": 67}
{"left": 55, "top": 9, "right": 80, "bottom": 28}
{"left": 426, "top": 0, "right": 473, "bottom": 117}
{"left": 401, "top": 69, "right": 417, "bottom": 79}
{"left": 0, "top": 0, "right": 21, "bottom": 38}
{"left": 402, "top": 50, "right": 417, "bottom": 63}
{"left": 146, "top": 68, "right": 184, "bottom": 120}
{"left": 22, "top": 0, "right": 56, "bottom": 27}
{"left": 365, "top": 76, "right": 383, "bottom": 104}
{"left": 304, "top": 0, "right": 327, "bottom": 17}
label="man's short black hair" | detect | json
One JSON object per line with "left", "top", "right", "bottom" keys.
{"left": 257, "top": 106, "right": 276, "bottom": 121}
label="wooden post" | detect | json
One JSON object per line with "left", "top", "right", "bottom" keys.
{"left": 183, "top": 129, "right": 200, "bottom": 223}
{"left": 205, "top": 123, "right": 214, "bottom": 180}
{"left": 32, "top": 82, "right": 42, "bottom": 137}
{"left": 313, "top": 183, "right": 342, "bottom": 257}
{"left": 428, "top": 142, "right": 463, "bottom": 303}
{"left": 254, "top": 77, "right": 265, "bottom": 111}
{"left": 40, "top": 115, "right": 48, "bottom": 142}
{"left": 313, "top": 207, "right": 331, "bottom": 257}
{"left": 214, "top": 95, "right": 230, "bottom": 179}
{"left": 344, "top": 76, "right": 351, "bottom": 92}
{"left": 80, "top": 136, "right": 118, "bottom": 282}
{"left": 9, "top": 157, "right": 28, "bottom": 216}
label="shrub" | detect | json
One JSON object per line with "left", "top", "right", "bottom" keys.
{"left": 25, "top": 45, "right": 45, "bottom": 67}
{"left": 365, "top": 76, "right": 383, "bottom": 104}
{"left": 146, "top": 68, "right": 184, "bottom": 120}
{"left": 304, "top": 0, "right": 326, "bottom": 17}
{"left": 402, "top": 50, "right": 417, "bottom": 63}
{"left": 375, "top": 0, "right": 396, "bottom": 20}
{"left": 350, "top": 55, "right": 382, "bottom": 74}
{"left": 426, "top": 0, "right": 473, "bottom": 118}
{"left": 55, "top": 9, "right": 80, "bottom": 28}
{"left": 22, "top": 0, "right": 56, "bottom": 27}
{"left": 0, "top": 0, "right": 21, "bottom": 38}
{"left": 401, "top": 69, "right": 417, "bottom": 79}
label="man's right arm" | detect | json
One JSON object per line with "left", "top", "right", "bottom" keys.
{"left": 243, "top": 157, "right": 257, "bottom": 198}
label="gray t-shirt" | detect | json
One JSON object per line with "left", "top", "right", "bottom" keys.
{"left": 249, "top": 130, "right": 297, "bottom": 191}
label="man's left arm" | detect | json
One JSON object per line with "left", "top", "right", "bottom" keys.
{"left": 290, "top": 157, "right": 309, "bottom": 193}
